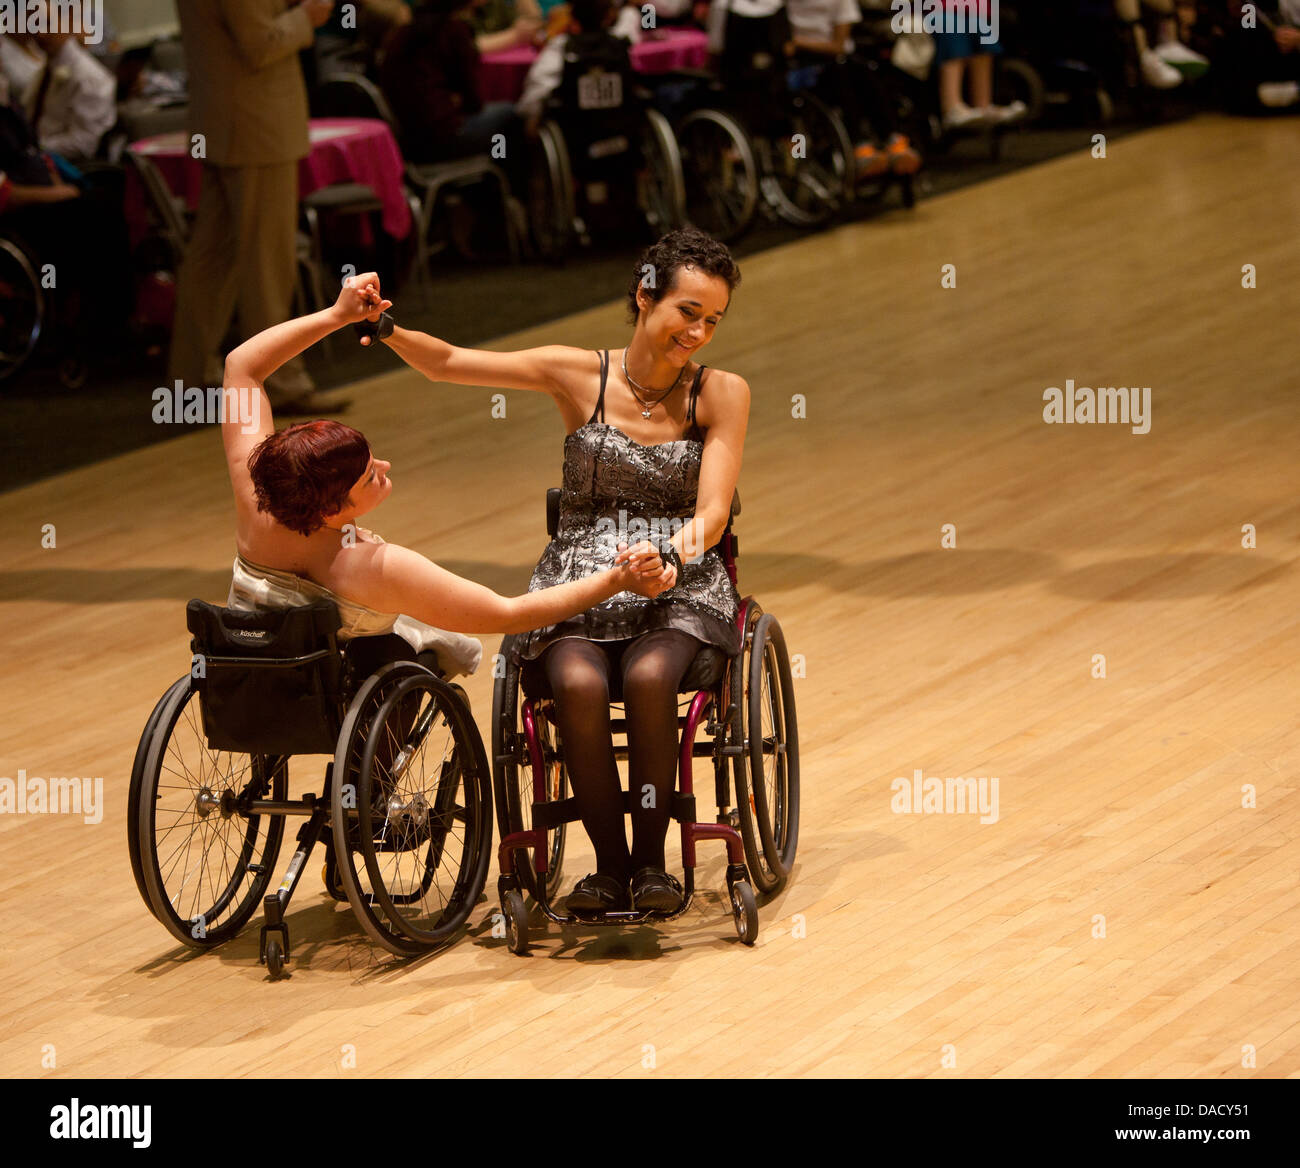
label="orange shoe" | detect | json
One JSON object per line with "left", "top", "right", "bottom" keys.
{"left": 885, "top": 133, "right": 922, "bottom": 176}
{"left": 854, "top": 141, "right": 890, "bottom": 180}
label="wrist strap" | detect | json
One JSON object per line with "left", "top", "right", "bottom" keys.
{"left": 354, "top": 311, "right": 394, "bottom": 343}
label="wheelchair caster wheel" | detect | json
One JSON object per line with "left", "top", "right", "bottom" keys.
{"left": 729, "top": 880, "right": 758, "bottom": 946}
{"left": 503, "top": 890, "right": 528, "bottom": 955}
{"left": 265, "top": 937, "right": 286, "bottom": 979}
{"left": 58, "top": 356, "right": 88, "bottom": 390}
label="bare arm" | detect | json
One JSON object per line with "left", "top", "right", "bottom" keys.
{"left": 383, "top": 324, "right": 590, "bottom": 403}
{"left": 671, "top": 371, "right": 749, "bottom": 563}
{"left": 221, "top": 275, "right": 392, "bottom": 514}
{"left": 341, "top": 541, "right": 675, "bottom": 635}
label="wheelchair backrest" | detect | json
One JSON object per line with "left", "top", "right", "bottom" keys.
{"left": 553, "top": 31, "right": 640, "bottom": 164}
{"left": 186, "top": 599, "right": 346, "bottom": 757}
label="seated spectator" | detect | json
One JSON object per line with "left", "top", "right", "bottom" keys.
{"left": 1114, "top": 0, "right": 1211, "bottom": 89}
{"left": 0, "top": 81, "right": 130, "bottom": 354}
{"left": 380, "top": 0, "right": 523, "bottom": 164}
{"left": 931, "top": 0, "right": 1025, "bottom": 130}
{"left": 1218, "top": 1, "right": 1300, "bottom": 111}
{"left": 471, "top": 0, "right": 545, "bottom": 51}
{"left": 516, "top": 0, "right": 642, "bottom": 131}
{"left": 784, "top": 0, "right": 922, "bottom": 178}
{"left": 0, "top": 17, "right": 117, "bottom": 162}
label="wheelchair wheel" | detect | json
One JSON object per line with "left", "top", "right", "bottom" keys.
{"left": 759, "top": 91, "right": 852, "bottom": 228}
{"left": 331, "top": 663, "right": 450, "bottom": 953}
{"left": 342, "top": 670, "right": 492, "bottom": 952}
{"left": 491, "top": 638, "right": 568, "bottom": 904}
{"left": 0, "top": 237, "right": 44, "bottom": 384}
{"left": 675, "top": 107, "right": 758, "bottom": 243}
{"left": 130, "top": 676, "right": 288, "bottom": 947}
{"left": 732, "top": 610, "right": 800, "bottom": 893}
{"left": 528, "top": 120, "right": 576, "bottom": 262}
{"left": 637, "top": 108, "right": 687, "bottom": 237}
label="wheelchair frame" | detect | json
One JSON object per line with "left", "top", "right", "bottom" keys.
{"left": 491, "top": 489, "right": 800, "bottom": 953}
{"left": 128, "top": 602, "right": 493, "bottom": 978}
{"left": 526, "top": 81, "right": 687, "bottom": 261}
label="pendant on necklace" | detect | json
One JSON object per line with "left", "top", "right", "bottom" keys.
{"left": 641, "top": 407, "right": 652, "bottom": 419}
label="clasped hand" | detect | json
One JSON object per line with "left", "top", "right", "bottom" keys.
{"left": 615, "top": 541, "right": 677, "bottom": 598}
{"left": 334, "top": 272, "right": 391, "bottom": 343}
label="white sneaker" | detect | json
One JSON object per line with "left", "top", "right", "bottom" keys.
{"left": 1258, "top": 80, "right": 1300, "bottom": 108}
{"left": 1140, "top": 48, "right": 1183, "bottom": 89}
{"left": 943, "top": 101, "right": 988, "bottom": 130}
{"left": 1153, "top": 40, "right": 1209, "bottom": 67}
{"left": 979, "top": 100, "right": 1028, "bottom": 125}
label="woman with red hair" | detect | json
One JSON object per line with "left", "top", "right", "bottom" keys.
{"left": 220, "top": 273, "right": 675, "bottom": 672}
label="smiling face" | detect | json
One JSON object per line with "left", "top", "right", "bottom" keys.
{"left": 635, "top": 264, "right": 731, "bottom": 368}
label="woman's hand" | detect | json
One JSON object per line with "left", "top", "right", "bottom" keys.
{"left": 613, "top": 541, "right": 678, "bottom": 599}
{"left": 332, "top": 272, "right": 392, "bottom": 339}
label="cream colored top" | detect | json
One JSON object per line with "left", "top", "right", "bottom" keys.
{"left": 228, "top": 554, "right": 483, "bottom": 679}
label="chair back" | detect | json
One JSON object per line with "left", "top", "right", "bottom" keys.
{"left": 186, "top": 599, "right": 345, "bottom": 756}
{"left": 125, "top": 147, "right": 190, "bottom": 260}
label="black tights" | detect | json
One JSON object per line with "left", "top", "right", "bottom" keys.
{"left": 535, "top": 631, "right": 702, "bottom": 882}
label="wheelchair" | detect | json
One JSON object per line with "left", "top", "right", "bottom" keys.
{"left": 526, "top": 32, "right": 686, "bottom": 260}
{"left": 128, "top": 599, "right": 493, "bottom": 978}
{"left": 662, "top": 14, "right": 857, "bottom": 240}
{"left": 491, "top": 490, "right": 800, "bottom": 953}
{"left": 0, "top": 233, "right": 44, "bottom": 385}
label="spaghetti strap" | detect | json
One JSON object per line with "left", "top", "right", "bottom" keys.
{"left": 589, "top": 349, "right": 609, "bottom": 424}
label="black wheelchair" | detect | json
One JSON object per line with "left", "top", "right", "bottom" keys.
{"left": 659, "top": 10, "right": 857, "bottom": 241}
{"left": 491, "top": 490, "right": 800, "bottom": 953}
{"left": 128, "top": 600, "right": 493, "bottom": 978}
{"left": 526, "top": 29, "right": 686, "bottom": 260}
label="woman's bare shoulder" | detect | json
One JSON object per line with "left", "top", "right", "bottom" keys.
{"left": 698, "top": 366, "right": 751, "bottom": 418}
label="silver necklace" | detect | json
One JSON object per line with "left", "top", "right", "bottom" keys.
{"left": 622, "top": 347, "right": 685, "bottom": 419}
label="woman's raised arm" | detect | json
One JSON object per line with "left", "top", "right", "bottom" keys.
{"left": 221, "top": 275, "right": 391, "bottom": 513}
{"left": 382, "top": 326, "right": 591, "bottom": 402}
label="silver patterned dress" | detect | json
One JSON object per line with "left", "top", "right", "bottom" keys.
{"left": 513, "top": 350, "right": 743, "bottom": 667}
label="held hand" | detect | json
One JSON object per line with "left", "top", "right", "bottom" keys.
{"left": 335, "top": 273, "right": 392, "bottom": 343}
{"left": 613, "top": 541, "right": 678, "bottom": 599}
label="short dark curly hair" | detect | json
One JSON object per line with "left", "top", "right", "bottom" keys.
{"left": 627, "top": 227, "right": 741, "bottom": 323}
{"left": 247, "top": 420, "right": 371, "bottom": 537}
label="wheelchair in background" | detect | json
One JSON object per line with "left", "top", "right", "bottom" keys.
{"left": 491, "top": 489, "right": 800, "bottom": 953}
{"left": 128, "top": 600, "right": 492, "bottom": 978}
{"left": 661, "top": 9, "right": 857, "bottom": 241}
{"left": 527, "top": 29, "right": 686, "bottom": 260}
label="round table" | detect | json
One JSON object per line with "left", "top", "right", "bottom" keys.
{"left": 126, "top": 118, "right": 413, "bottom": 244}
{"left": 480, "top": 28, "right": 710, "bottom": 104}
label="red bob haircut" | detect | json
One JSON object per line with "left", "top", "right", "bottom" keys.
{"left": 246, "top": 420, "right": 371, "bottom": 536}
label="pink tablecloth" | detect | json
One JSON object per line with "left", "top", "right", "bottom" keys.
{"left": 480, "top": 29, "right": 709, "bottom": 104}
{"left": 126, "top": 118, "right": 412, "bottom": 243}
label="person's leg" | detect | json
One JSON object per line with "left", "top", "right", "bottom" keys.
{"left": 542, "top": 638, "right": 631, "bottom": 883}
{"left": 167, "top": 163, "right": 241, "bottom": 390}
{"left": 230, "top": 160, "right": 316, "bottom": 404}
{"left": 620, "top": 629, "right": 703, "bottom": 874}
{"left": 968, "top": 51, "right": 993, "bottom": 108}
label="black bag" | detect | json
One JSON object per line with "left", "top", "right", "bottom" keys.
{"left": 186, "top": 599, "right": 345, "bottom": 756}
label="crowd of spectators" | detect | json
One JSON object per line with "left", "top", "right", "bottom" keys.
{"left": 1, "top": 1, "right": 1297, "bottom": 391}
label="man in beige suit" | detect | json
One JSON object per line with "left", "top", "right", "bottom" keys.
{"left": 168, "top": 0, "right": 339, "bottom": 410}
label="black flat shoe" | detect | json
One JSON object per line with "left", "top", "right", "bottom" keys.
{"left": 565, "top": 873, "right": 629, "bottom": 916}
{"left": 630, "top": 867, "right": 684, "bottom": 913}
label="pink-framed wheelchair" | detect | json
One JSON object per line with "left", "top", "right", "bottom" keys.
{"left": 491, "top": 489, "right": 799, "bottom": 953}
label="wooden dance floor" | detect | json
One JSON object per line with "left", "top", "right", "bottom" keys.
{"left": 2, "top": 113, "right": 1296, "bottom": 1078}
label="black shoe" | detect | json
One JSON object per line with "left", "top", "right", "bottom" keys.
{"left": 565, "top": 873, "right": 629, "bottom": 916}
{"left": 630, "top": 867, "right": 684, "bottom": 913}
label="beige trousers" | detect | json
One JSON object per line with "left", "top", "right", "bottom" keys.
{"left": 167, "top": 159, "right": 314, "bottom": 402}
